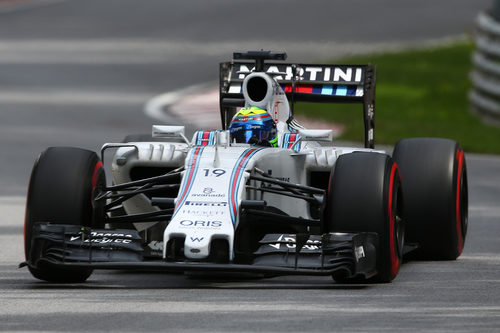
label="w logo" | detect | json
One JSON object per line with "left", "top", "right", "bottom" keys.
{"left": 190, "top": 237, "right": 204, "bottom": 242}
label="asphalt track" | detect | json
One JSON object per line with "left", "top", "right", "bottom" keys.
{"left": 1, "top": 0, "right": 499, "bottom": 332}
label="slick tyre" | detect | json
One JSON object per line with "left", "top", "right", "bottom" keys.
{"left": 326, "top": 152, "right": 404, "bottom": 283}
{"left": 392, "top": 138, "right": 468, "bottom": 260}
{"left": 25, "top": 147, "right": 106, "bottom": 283}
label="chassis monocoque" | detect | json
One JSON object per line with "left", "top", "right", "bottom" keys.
{"left": 22, "top": 51, "right": 468, "bottom": 284}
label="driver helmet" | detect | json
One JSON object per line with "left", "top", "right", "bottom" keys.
{"left": 228, "top": 107, "right": 277, "bottom": 147}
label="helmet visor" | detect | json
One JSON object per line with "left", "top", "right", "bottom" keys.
{"left": 230, "top": 128, "right": 274, "bottom": 144}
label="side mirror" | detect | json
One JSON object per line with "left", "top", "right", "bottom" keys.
{"left": 297, "top": 129, "right": 333, "bottom": 142}
{"left": 152, "top": 125, "right": 189, "bottom": 144}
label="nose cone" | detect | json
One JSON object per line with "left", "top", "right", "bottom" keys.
{"left": 184, "top": 234, "right": 211, "bottom": 259}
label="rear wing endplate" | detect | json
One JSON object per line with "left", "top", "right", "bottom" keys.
{"left": 219, "top": 61, "right": 376, "bottom": 148}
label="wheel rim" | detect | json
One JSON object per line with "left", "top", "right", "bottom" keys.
{"left": 388, "top": 163, "right": 403, "bottom": 279}
{"left": 455, "top": 149, "right": 467, "bottom": 254}
{"left": 459, "top": 163, "right": 468, "bottom": 247}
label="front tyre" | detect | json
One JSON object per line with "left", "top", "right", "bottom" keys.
{"left": 326, "top": 152, "right": 404, "bottom": 283}
{"left": 393, "top": 138, "right": 468, "bottom": 260}
{"left": 25, "top": 147, "right": 106, "bottom": 282}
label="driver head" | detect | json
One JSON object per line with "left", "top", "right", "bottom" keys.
{"left": 228, "top": 107, "right": 277, "bottom": 147}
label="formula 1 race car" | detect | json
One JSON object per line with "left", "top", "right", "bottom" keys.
{"left": 21, "top": 51, "right": 468, "bottom": 284}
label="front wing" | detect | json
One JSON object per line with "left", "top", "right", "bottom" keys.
{"left": 22, "top": 223, "right": 379, "bottom": 278}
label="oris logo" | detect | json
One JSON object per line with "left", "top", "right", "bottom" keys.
{"left": 180, "top": 220, "right": 222, "bottom": 228}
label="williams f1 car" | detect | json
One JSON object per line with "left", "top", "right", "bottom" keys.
{"left": 21, "top": 51, "right": 468, "bottom": 283}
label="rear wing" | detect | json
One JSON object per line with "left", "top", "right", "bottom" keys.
{"left": 219, "top": 61, "right": 376, "bottom": 148}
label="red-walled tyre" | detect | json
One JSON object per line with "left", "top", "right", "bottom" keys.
{"left": 326, "top": 152, "right": 404, "bottom": 283}
{"left": 392, "top": 138, "right": 468, "bottom": 260}
{"left": 25, "top": 147, "right": 106, "bottom": 282}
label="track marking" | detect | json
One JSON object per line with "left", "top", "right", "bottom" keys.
{"left": 0, "top": 0, "right": 66, "bottom": 14}
{"left": 0, "top": 36, "right": 468, "bottom": 64}
{"left": 143, "top": 83, "right": 212, "bottom": 124}
{"left": 469, "top": 205, "right": 500, "bottom": 217}
{"left": 0, "top": 90, "right": 153, "bottom": 105}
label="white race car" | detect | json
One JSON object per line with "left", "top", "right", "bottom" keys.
{"left": 22, "top": 51, "right": 468, "bottom": 284}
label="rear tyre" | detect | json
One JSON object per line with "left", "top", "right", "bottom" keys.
{"left": 393, "top": 138, "right": 468, "bottom": 260}
{"left": 25, "top": 147, "right": 106, "bottom": 282}
{"left": 326, "top": 152, "right": 404, "bottom": 283}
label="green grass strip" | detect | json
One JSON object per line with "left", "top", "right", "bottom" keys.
{"left": 295, "top": 41, "right": 500, "bottom": 154}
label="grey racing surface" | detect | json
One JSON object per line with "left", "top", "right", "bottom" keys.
{"left": 1, "top": 0, "right": 499, "bottom": 332}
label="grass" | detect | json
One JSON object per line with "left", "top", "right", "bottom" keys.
{"left": 294, "top": 41, "right": 500, "bottom": 154}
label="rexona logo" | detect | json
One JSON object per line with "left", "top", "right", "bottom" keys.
{"left": 191, "top": 188, "right": 225, "bottom": 198}
{"left": 185, "top": 201, "right": 228, "bottom": 207}
{"left": 235, "top": 64, "right": 364, "bottom": 83}
{"left": 69, "top": 232, "right": 134, "bottom": 244}
{"left": 180, "top": 220, "right": 222, "bottom": 228}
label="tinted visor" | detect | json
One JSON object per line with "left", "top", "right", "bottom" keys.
{"left": 231, "top": 129, "right": 273, "bottom": 144}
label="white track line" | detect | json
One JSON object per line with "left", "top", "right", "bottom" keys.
{"left": 0, "top": 90, "right": 152, "bottom": 105}
{"left": 143, "top": 83, "right": 215, "bottom": 125}
{"left": 0, "top": 35, "right": 468, "bottom": 64}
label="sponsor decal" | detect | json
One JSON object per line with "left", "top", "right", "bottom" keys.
{"left": 269, "top": 234, "right": 321, "bottom": 250}
{"left": 235, "top": 64, "right": 364, "bottom": 83}
{"left": 265, "top": 170, "right": 290, "bottom": 182}
{"left": 181, "top": 208, "right": 224, "bottom": 217}
{"left": 182, "top": 201, "right": 227, "bottom": 217}
{"left": 368, "top": 128, "right": 374, "bottom": 142}
{"left": 272, "top": 102, "right": 281, "bottom": 122}
{"left": 367, "top": 103, "right": 374, "bottom": 119}
{"left": 275, "top": 177, "right": 290, "bottom": 182}
{"left": 148, "top": 241, "right": 163, "bottom": 251}
{"left": 191, "top": 187, "right": 225, "bottom": 198}
{"left": 355, "top": 245, "right": 366, "bottom": 262}
{"left": 304, "top": 135, "right": 330, "bottom": 140}
{"left": 185, "top": 201, "right": 228, "bottom": 207}
{"left": 179, "top": 220, "right": 222, "bottom": 228}
{"left": 191, "top": 193, "right": 225, "bottom": 198}
{"left": 69, "top": 232, "right": 134, "bottom": 244}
